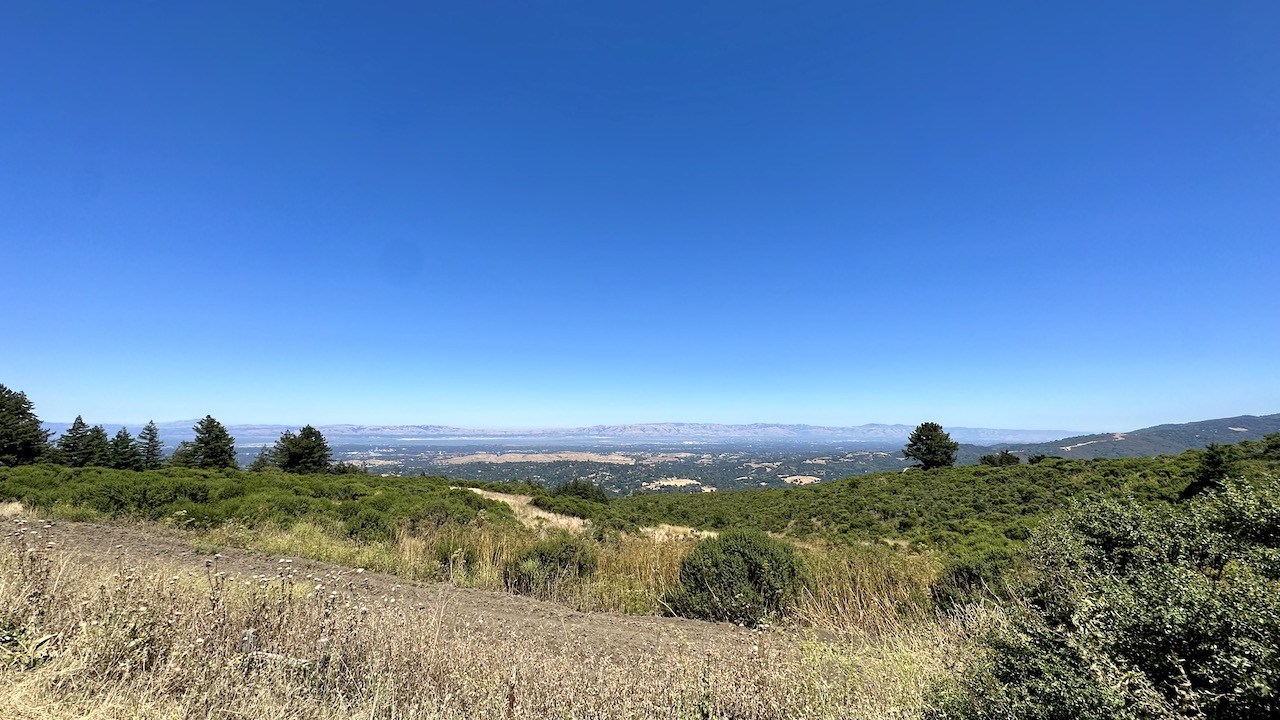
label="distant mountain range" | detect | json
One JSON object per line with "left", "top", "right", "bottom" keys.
{"left": 40, "top": 421, "right": 1079, "bottom": 446}
{"left": 994, "top": 414, "right": 1280, "bottom": 460}
{"left": 40, "top": 415, "right": 1279, "bottom": 458}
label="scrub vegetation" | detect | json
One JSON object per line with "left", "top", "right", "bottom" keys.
{"left": 2, "top": 384, "right": 1279, "bottom": 717}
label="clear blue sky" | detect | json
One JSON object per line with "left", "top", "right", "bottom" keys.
{"left": 3, "top": 1, "right": 1277, "bottom": 431}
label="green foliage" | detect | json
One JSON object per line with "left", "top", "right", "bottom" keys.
{"left": 107, "top": 428, "right": 142, "bottom": 471}
{"left": 0, "top": 384, "right": 51, "bottom": 467}
{"left": 928, "top": 477, "right": 1280, "bottom": 720}
{"left": 1262, "top": 433, "right": 1280, "bottom": 461}
{"left": 136, "top": 421, "right": 165, "bottom": 470}
{"left": 82, "top": 425, "right": 111, "bottom": 468}
{"left": 978, "top": 449, "right": 1021, "bottom": 467}
{"left": 903, "top": 422, "right": 959, "bottom": 470}
{"left": 529, "top": 479, "right": 611, "bottom": 519}
{"left": 56, "top": 416, "right": 92, "bottom": 468}
{"left": 663, "top": 530, "right": 809, "bottom": 627}
{"left": 501, "top": 534, "right": 598, "bottom": 596}
{"left": 553, "top": 478, "right": 609, "bottom": 504}
{"left": 189, "top": 416, "right": 237, "bottom": 469}
{"left": 614, "top": 454, "right": 1205, "bottom": 574}
{"left": 0, "top": 465, "right": 516, "bottom": 537}
{"left": 276, "top": 425, "right": 333, "bottom": 474}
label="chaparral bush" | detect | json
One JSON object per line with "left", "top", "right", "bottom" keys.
{"left": 664, "top": 529, "right": 809, "bottom": 627}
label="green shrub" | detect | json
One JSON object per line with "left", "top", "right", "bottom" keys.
{"left": 501, "top": 534, "right": 598, "bottom": 596}
{"left": 928, "top": 477, "right": 1280, "bottom": 720}
{"left": 342, "top": 508, "right": 395, "bottom": 543}
{"left": 663, "top": 530, "right": 809, "bottom": 627}
{"left": 552, "top": 478, "right": 609, "bottom": 504}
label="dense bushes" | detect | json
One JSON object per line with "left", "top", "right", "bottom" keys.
{"left": 0, "top": 465, "right": 516, "bottom": 539}
{"left": 501, "top": 534, "right": 598, "bottom": 596}
{"left": 663, "top": 530, "right": 809, "bottom": 627}
{"left": 929, "top": 476, "right": 1280, "bottom": 719}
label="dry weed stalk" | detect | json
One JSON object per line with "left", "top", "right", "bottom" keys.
{"left": 1, "top": 517, "right": 977, "bottom": 719}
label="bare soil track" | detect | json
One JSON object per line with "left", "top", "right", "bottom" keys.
{"left": 18, "top": 519, "right": 798, "bottom": 664}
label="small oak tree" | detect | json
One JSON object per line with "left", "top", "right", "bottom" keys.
{"left": 903, "top": 422, "right": 959, "bottom": 470}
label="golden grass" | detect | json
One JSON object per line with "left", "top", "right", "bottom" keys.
{"left": 0, "top": 517, "right": 981, "bottom": 719}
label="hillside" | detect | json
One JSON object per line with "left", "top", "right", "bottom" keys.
{"left": 1000, "top": 413, "right": 1280, "bottom": 459}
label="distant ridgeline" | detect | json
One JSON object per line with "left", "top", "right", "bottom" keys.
{"left": 991, "top": 413, "right": 1280, "bottom": 460}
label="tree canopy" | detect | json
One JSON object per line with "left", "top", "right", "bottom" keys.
{"left": 902, "top": 422, "right": 959, "bottom": 470}
{"left": 188, "top": 416, "right": 237, "bottom": 469}
{"left": 0, "top": 384, "right": 51, "bottom": 466}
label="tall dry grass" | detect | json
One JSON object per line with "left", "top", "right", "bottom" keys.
{"left": 0, "top": 517, "right": 980, "bottom": 720}
{"left": 192, "top": 518, "right": 939, "bottom": 634}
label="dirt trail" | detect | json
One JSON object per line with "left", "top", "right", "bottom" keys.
{"left": 15, "top": 519, "right": 787, "bottom": 663}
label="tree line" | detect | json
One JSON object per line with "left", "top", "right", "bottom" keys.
{"left": 0, "top": 384, "right": 362, "bottom": 475}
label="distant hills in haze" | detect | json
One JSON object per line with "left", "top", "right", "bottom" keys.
{"left": 42, "top": 421, "right": 1079, "bottom": 446}
{"left": 40, "top": 414, "right": 1280, "bottom": 460}
{"left": 993, "top": 414, "right": 1280, "bottom": 460}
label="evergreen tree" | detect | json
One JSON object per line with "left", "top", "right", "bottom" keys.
{"left": 136, "top": 421, "right": 165, "bottom": 470}
{"left": 189, "top": 415, "right": 237, "bottom": 469}
{"left": 83, "top": 425, "right": 111, "bottom": 468}
{"left": 248, "top": 444, "right": 280, "bottom": 472}
{"left": 0, "top": 384, "right": 52, "bottom": 466}
{"left": 108, "top": 427, "right": 142, "bottom": 470}
{"left": 902, "top": 422, "right": 959, "bottom": 470}
{"left": 57, "top": 416, "right": 92, "bottom": 467}
{"left": 979, "top": 449, "right": 1021, "bottom": 467}
{"left": 168, "top": 441, "right": 195, "bottom": 468}
{"left": 276, "top": 425, "right": 332, "bottom": 474}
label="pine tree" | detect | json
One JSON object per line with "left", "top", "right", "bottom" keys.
{"left": 189, "top": 415, "right": 237, "bottom": 469}
{"left": 83, "top": 425, "right": 111, "bottom": 468}
{"left": 137, "top": 421, "right": 165, "bottom": 470}
{"left": 248, "top": 444, "right": 280, "bottom": 472}
{"left": 0, "top": 384, "right": 52, "bottom": 466}
{"left": 902, "top": 422, "right": 959, "bottom": 470}
{"left": 168, "top": 441, "right": 195, "bottom": 468}
{"left": 108, "top": 427, "right": 142, "bottom": 470}
{"left": 57, "top": 416, "right": 92, "bottom": 467}
{"left": 276, "top": 425, "right": 332, "bottom": 474}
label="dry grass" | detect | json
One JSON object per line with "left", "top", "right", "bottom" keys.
{"left": 0, "top": 517, "right": 980, "bottom": 719}
{"left": 462, "top": 488, "right": 586, "bottom": 533}
{"left": 187, "top": 513, "right": 941, "bottom": 635}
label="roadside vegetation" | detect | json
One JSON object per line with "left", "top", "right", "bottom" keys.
{"left": 3, "top": 384, "right": 1279, "bottom": 716}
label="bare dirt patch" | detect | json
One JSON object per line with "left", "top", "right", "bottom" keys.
{"left": 20, "top": 518, "right": 769, "bottom": 662}
{"left": 462, "top": 488, "right": 585, "bottom": 532}
{"left": 439, "top": 452, "right": 635, "bottom": 465}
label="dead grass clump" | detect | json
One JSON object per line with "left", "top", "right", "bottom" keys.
{"left": 1, "top": 516, "right": 979, "bottom": 719}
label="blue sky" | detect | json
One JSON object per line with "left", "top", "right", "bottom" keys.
{"left": 3, "top": 1, "right": 1277, "bottom": 431}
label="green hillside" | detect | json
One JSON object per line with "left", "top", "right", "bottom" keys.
{"left": 999, "top": 413, "right": 1280, "bottom": 460}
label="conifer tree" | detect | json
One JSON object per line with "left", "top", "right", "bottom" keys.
{"left": 189, "top": 415, "right": 237, "bottom": 469}
{"left": 137, "top": 421, "right": 165, "bottom": 470}
{"left": 902, "top": 422, "right": 959, "bottom": 470}
{"left": 0, "top": 384, "right": 51, "bottom": 466}
{"left": 83, "top": 425, "right": 111, "bottom": 467}
{"left": 57, "top": 416, "right": 91, "bottom": 467}
{"left": 248, "top": 444, "right": 280, "bottom": 472}
{"left": 276, "top": 425, "right": 332, "bottom": 474}
{"left": 108, "top": 427, "right": 142, "bottom": 470}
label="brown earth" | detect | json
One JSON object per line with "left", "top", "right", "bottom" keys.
{"left": 18, "top": 518, "right": 801, "bottom": 664}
